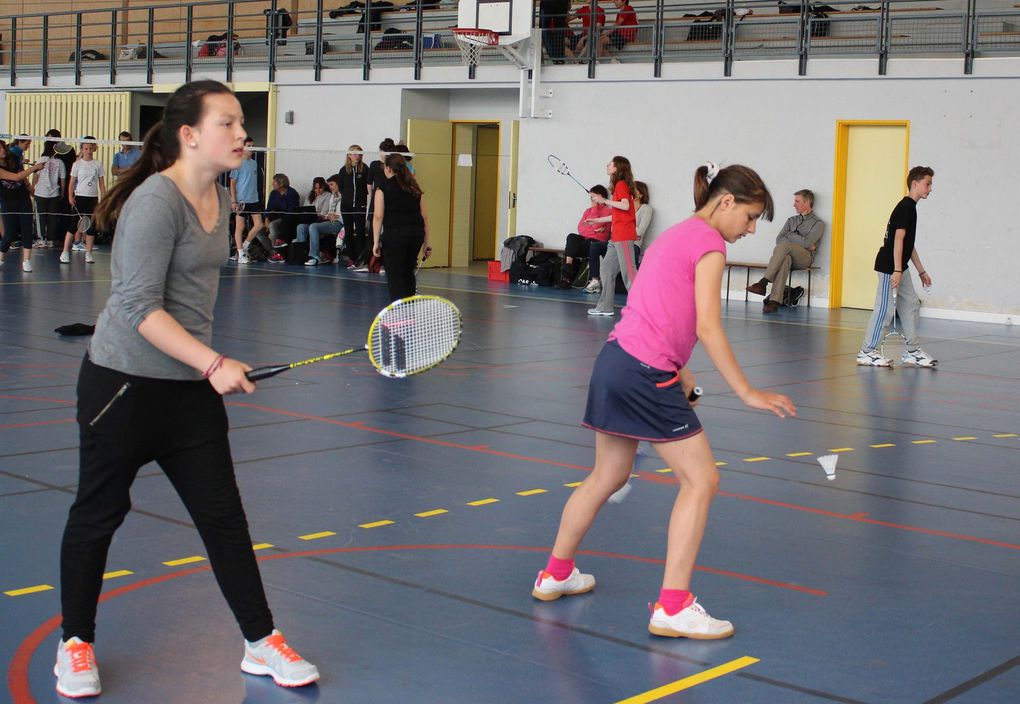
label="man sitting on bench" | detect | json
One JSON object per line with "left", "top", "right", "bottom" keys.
{"left": 746, "top": 188, "right": 824, "bottom": 313}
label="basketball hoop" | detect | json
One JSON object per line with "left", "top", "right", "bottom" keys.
{"left": 452, "top": 27, "right": 499, "bottom": 66}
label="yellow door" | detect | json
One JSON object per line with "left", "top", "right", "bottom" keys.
{"left": 833, "top": 122, "right": 909, "bottom": 309}
{"left": 507, "top": 119, "right": 520, "bottom": 238}
{"left": 472, "top": 125, "right": 500, "bottom": 261}
{"left": 406, "top": 118, "right": 454, "bottom": 268}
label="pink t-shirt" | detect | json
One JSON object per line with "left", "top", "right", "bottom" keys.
{"left": 608, "top": 216, "right": 726, "bottom": 371}
{"left": 577, "top": 203, "right": 612, "bottom": 241}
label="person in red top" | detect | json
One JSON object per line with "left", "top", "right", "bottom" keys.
{"left": 599, "top": 0, "right": 639, "bottom": 57}
{"left": 569, "top": 1, "right": 607, "bottom": 59}
{"left": 588, "top": 155, "right": 638, "bottom": 315}
{"left": 556, "top": 184, "right": 612, "bottom": 288}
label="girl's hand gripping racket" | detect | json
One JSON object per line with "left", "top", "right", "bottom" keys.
{"left": 246, "top": 295, "right": 462, "bottom": 381}
{"left": 547, "top": 155, "right": 591, "bottom": 194}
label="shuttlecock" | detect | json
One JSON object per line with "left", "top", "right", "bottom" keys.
{"left": 608, "top": 482, "right": 632, "bottom": 504}
{"left": 818, "top": 454, "right": 838, "bottom": 481}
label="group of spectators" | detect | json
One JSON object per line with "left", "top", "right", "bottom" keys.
{"left": 0, "top": 129, "right": 140, "bottom": 273}
{"left": 540, "top": 0, "right": 640, "bottom": 63}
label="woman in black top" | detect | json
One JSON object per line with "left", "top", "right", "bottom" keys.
{"left": 0, "top": 140, "right": 45, "bottom": 271}
{"left": 338, "top": 144, "right": 369, "bottom": 266}
{"left": 361, "top": 137, "right": 395, "bottom": 271}
{"left": 372, "top": 153, "right": 431, "bottom": 301}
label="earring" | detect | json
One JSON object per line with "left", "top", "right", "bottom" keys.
{"left": 189, "top": 142, "right": 197, "bottom": 148}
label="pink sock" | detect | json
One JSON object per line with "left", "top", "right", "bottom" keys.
{"left": 544, "top": 555, "right": 574, "bottom": 581}
{"left": 658, "top": 589, "right": 694, "bottom": 615}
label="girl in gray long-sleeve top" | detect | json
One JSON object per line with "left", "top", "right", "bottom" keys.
{"left": 54, "top": 80, "right": 319, "bottom": 700}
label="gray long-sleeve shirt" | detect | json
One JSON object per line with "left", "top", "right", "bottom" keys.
{"left": 89, "top": 174, "right": 229, "bottom": 380}
{"left": 775, "top": 211, "right": 825, "bottom": 251}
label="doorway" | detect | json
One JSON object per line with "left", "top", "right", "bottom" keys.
{"left": 830, "top": 121, "right": 909, "bottom": 309}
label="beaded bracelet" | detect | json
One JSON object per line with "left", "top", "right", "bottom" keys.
{"left": 203, "top": 354, "right": 226, "bottom": 379}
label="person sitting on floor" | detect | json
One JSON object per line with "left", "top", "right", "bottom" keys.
{"left": 746, "top": 188, "right": 824, "bottom": 313}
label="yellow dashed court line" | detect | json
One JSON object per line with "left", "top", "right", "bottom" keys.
{"left": 467, "top": 498, "right": 500, "bottom": 506}
{"left": 993, "top": 433, "right": 1018, "bottom": 438}
{"left": 564, "top": 481, "right": 583, "bottom": 487}
{"left": 5, "top": 584, "right": 54, "bottom": 597}
{"left": 829, "top": 447, "right": 854, "bottom": 453}
{"left": 415, "top": 509, "right": 449, "bottom": 518}
{"left": 871, "top": 443, "right": 896, "bottom": 448}
{"left": 299, "top": 531, "right": 336, "bottom": 541}
{"left": 252, "top": 543, "right": 274, "bottom": 551}
{"left": 163, "top": 556, "right": 206, "bottom": 567}
{"left": 953, "top": 436, "right": 977, "bottom": 441}
{"left": 656, "top": 468, "right": 673, "bottom": 473}
{"left": 102, "top": 570, "right": 133, "bottom": 580}
{"left": 614, "top": 656, "right": 760, "bottom": 704}
{"left": 517, "top": 489, "right": 548, "bottom": 496}
{"left": 912, "top": 439, "right": 937, "bottom": 444}
{"left": 743, "top": 457, "right": 770, "bottom": 463}
{"left": 359, "top": 520, "right": 395, "bottom": 529}
{"left": 715, "top": 461, "right": 727, "bottom": 466}
{"left": 786, "top": 451, "right": 813, "bottom": 457}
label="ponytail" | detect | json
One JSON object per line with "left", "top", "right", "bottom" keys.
{"left": 384, "top": 153, "right": 423, "bottom": 198}
{"left": 693, "top": 163, "right": 774, "bottom": 221}
{"left": 94, "top": 79, "right": 234, "bottom": 231}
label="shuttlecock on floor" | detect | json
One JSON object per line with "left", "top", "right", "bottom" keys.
{"left": 818, "top": 454, "right": 838, "bottom": 481}
{"left": 608, "top": 482, "right": 632, "bottom": 504}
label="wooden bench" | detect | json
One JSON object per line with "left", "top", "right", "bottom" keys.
{"left": 726, "top": 261, "right": 820, "bottom": 307}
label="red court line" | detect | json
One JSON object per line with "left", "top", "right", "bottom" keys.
{"left": 0, "top": 418, "right": 75, "bottom": 430}
{"left": 0, "top": 395, "right": 74, "bottom": 404}
{"left": 226, "top": 402, "right": 1020, "bottom": 552}
{"left": 7, "top": 544, "right": 821, "bottom": 704}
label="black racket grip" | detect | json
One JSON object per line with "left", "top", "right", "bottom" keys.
{"left": 687, "top": 386, "right": 703, "bottom": 402}
{"left": 246, "top": 365, "right": 289, "bottom": 381}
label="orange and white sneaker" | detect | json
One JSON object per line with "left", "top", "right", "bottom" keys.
{"left": 648, "top": 599, "right": 734, "bottom": 640}
{"left": 241, "top": 630, "right": 320, "bottom": 687}
{"left": 531, "top": 567, "right": 596, "bottom": 601}
{"left": 54, "top": 637, "right": 101, "bottom": 698}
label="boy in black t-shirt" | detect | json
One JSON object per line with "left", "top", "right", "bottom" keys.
{"left": 857, "top": 166, "right": 936, "bottom": 367}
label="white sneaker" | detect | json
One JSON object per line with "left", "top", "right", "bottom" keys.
{"left": 72, "top": 242, "right": 86, "bottom": 251}
{"left": 901, "top": 348, "right": 938, "bottom": 367}
{"left": 54, "top": 637, "right": 102, "bottom": 698}
{"left": 85, "top": 252, "right": 95, "bottom": 264}
{"left": 856, "top": 349, "right": 892, "bottom": 367}
{"left": 304, "top": 258, "right": 319, "bottom": 266}
{"left": 587, "top": 308, "right": 614, "bottom": 317}
{"left": 59, "top": 251, "right": 71, "bottom": 264}
{"left": 583, "top": 279, "right": 601, "bottom": 294}
{"left": 240, "top": 630, "right": 320, "bottom": 687}
{"left": 238, "top": 253, "right": 251, "bottom": 264}
{"left": 531, "top": 567, "right": 596, "bottom": 601}
{"left": 648, "top": 599, "right": 734, "bottom": 640}
{"left": 228, "top": 253, "right": 238, "bottom": 262}
{"left": 22, "top": 260, "right": 32, "bottom": 272}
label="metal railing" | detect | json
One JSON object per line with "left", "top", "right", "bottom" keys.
{"left": 0, "top": 0, "right": 1016, "bottom": 86}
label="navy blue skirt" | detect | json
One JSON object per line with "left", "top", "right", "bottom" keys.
{"left": 583, "top": 340, "right": 703, "bottom": 442}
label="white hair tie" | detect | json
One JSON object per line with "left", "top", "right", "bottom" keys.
{"left": 705, "top": 162, "right": 720, "bottom": 182}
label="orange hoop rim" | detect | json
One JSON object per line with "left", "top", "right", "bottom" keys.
{"left": 452, "top": 27, "right": 500, "bottom": 46}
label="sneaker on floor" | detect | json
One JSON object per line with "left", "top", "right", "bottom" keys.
{"left": 856, "top": 349, "right": 892, "bottom": 367}
{"left": 901, "top": 347, "right": 938, "bottom": 367}
{"left": 583, "top": 279, "right": 601, "bottom": 294}
{"left": 763, "top": 300, "right": 780, "bottom": 314}
{"left": 22, "top": 260, "right": 32, "bottom": 272}
{"left": 238, "top": 253, "right": 251, "bottom": 264}
{"left": 10, "top": 241, "right": 20, "bottom": 250}
{"left": 59, "top": 251, "right": 71, "bottom": 264}
{"left": 648, "top": 599, "right": 734, "bottom": 640}
{"left": 85, "top": 252, "right": 95, "bottom": 264}
{"left": 228, "top": 253, "right": 238, "bottom": 262}
{"left": 72, "top": 242, "right": 86, "bottom": 251}
{"left": 304, "top": 258, "right": 319, "bottom": 266}
{"left": 54, "top": 637, "right": 102, "bottom": 698}
{"left": 273, "top": 239, "right": 288, "bottom": 249}
{"left": 240, "top": 630, "right": 319, "bottom": 688}
{"left": 786, "top": 285, "right": 805, "bottom": 307}
{"left": 268, "top": 253, "right": 285, "bottom": 263}
{"left": 353, "top": 265, "right": 370, "bottom": 272}
{"left": 587, "top": 308, "right": 614, "bottom": 317}
{"left": 532, "top": 567, "right": 596, "bottom": 601}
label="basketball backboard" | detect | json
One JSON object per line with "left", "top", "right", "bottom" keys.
{"left": 457, "top": 0, "right": 531, "bottom": 45}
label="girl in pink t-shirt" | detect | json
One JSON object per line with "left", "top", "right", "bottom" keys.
{"left": 532, "top": 163, "right": 796, "bottom": 640}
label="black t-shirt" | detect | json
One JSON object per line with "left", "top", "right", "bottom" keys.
{"left": 874, "top": 196, "right": 917, "bottom": 274}
{"left": 0, "top": 177, "right": 30, "bottom": 207}
{"left": 379, "top": 178, "right": 424, "bottom": 236}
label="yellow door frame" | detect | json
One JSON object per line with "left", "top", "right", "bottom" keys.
{"left": 450, "top": 119, "right": 502, "bottom": 263}
{"left": 829, "top": 120, "right": 910, "bottom": 308}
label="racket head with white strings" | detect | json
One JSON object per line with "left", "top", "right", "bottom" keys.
{"left": 547, "top": 154, "right": 591, "bottom": 193}
{"left": 53, "top": 141, "right": 73, "bottom": 155}
{"left": 367, "top": 295, "right": 462, "bottom": 378}
{"left": 74, "top": 208, "right": 92, "bottom": 234}
{"left": 880, "top": 289, "right": 905, "bottom": 364}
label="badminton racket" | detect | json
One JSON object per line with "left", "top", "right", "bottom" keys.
{"left": 53, "top": 141, "right": 73, "bottom": 155}
{"left": 246, "top": 294, "right": 461, "bottom": 381}
{"left": 415, "top": 245, "right": 432, "bottom": 275}
{"left": 547, "top": 155, "right": 591, "bottom": 193}
{"left": 73, "top": 206, "right": 92, "bottom": 234}
{"left": 880, "top": 288, "right": 906, "bottom": 365}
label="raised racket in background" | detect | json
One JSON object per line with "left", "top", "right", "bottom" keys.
{"left": 246, "top": 294, "right": 462, "bottom": 381}
{"left": 547, "top": 155, "right": 591, "bottom": 194}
